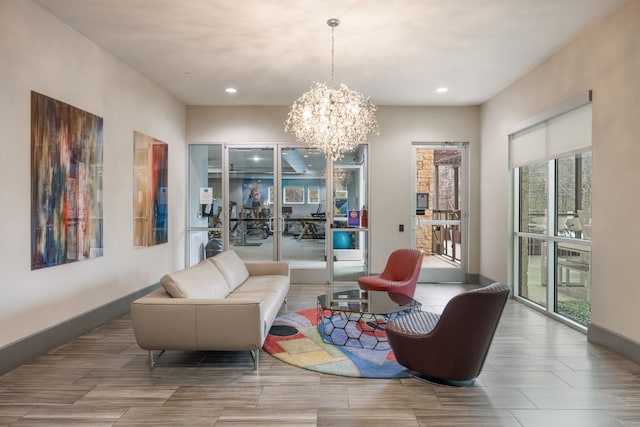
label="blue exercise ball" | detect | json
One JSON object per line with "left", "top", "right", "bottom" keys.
{"left": 333, "top": 231, "right": 351, "bottom": 249}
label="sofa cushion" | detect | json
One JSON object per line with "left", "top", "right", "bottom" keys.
{"left": 235, "top": 275, "right": 290, "bottom": 298}
{"left": 210, "top": 249, "right": 250, "bottom": 291}
{"left": 160, "top": 259, "right": 230, "bottom": 299}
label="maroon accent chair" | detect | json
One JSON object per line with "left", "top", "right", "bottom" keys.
{"left": 386, "top": 282, "right": 510, "bottom": 386}
{"left": 357, "top": 249, "right": 424, "bottom": 298}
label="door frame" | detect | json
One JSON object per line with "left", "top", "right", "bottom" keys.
{"left": 223, "top": 143, "right": 331, "bottom": 284}
{"left": 411, "top": 142, "right": 468, "bottom": 283}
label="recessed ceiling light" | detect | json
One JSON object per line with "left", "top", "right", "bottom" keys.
{"left": 225, "top": 87, "right": 237, "bottom": 94}
{"left": 436, "top": 87, "right": 449, "bottom": 93}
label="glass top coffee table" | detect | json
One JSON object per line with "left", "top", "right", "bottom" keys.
{"left": 317, "top": 289, "right": 421, "bottom": 350}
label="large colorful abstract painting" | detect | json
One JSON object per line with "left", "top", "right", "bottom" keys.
{"left": 133, "top": 131, "right": 168, "bottom": 247}
{"left": 31, "top": 91, "right": 104, "bottom": 270}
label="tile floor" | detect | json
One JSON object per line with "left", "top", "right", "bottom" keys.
{"left": 0, "top": 283, "right": 639, "bottom": 426}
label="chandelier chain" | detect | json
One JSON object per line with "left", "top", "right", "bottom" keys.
{"left": 331, "top": 24, "right": 335, "bottom": 87}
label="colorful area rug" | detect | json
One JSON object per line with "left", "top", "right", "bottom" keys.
{"left": 263, "top": 308, "right": 409, "bottom": 378}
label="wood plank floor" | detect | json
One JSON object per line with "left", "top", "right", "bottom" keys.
{"left": 1, "top": 283, "right": 639, "bottom": 426}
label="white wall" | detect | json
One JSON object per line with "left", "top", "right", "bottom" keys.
{"left": 187, "top": 105, "right": 480, "bottom": 275}
{"left": 2, "top": 0, "right": 635, "bottom": 361}
{"left": 0, "top": 1, "right": 187, "bottom": 348}
{"left": 480, "top": 0, "right": 640, "bottom": 342}
{"left": 370, "top": 107, "right": 480, "bottom": 272}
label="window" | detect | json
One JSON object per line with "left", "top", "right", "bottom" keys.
{"left": 517, "top": 162, "right": 548, "bottom": 308}
{"left": 511, "top": 94, "right": 592, "bottom": 327}
{"left": 555, "top": 152, "right": 591, "bottom": 325}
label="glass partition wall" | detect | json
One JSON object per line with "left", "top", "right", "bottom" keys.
{"left": 187, "top": 145, "right": 224, "bottom": 265}
{"left": 187, "top": 143, "right": 369, "bottom": 284}
{"left": 511, "top": 96, "right": 592, "bottom": 328}
{"left": 331, "top": 147, "right": 369, "bottom": 283}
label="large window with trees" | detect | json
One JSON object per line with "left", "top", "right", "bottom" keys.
{"left": 511, "top": 94, "right": 592, "bottom": 327}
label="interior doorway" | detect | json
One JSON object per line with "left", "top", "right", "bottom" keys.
{"left": 411, "top": 142, "right": 468, "bottom": 282}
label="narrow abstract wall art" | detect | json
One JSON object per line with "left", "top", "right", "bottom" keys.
{"left": 31, "top": 91, "right": 104, "bottom": 270}
{"left": 133, "top": 131, "right": 168, "bottom": 247}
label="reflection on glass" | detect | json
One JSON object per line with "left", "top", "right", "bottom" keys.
{"left": 556, "top": 152, "right": 592, "bottom": 240}
{"left": 519, "top": 162, "right": 547, "bottom": 234}
{"left": 555, "top": 243, "right": 591, "bottom": 325}
{"left": 519, "top": 237, "right": 547, "bottom": 308}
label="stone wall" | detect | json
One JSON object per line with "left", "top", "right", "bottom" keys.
{"left": 416, "top": 149, "right": 434, "bottom": 255}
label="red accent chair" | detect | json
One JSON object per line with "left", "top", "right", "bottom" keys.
{"left": 357, "top": 248, "right": 424, "bottom": 298}
{"left": 385, "top": 282, "right": 511, "bottom": 386}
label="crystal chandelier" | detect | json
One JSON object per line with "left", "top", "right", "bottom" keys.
{"left": 285, "top": 18, "right": 379, "bottom": 161}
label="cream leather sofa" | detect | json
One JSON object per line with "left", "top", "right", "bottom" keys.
{"left": 131, "top": 249, "right": 289, "bottom": 369}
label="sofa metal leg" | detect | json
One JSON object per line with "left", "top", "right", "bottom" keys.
{"left": 250, "top": 349, "right": 259, "bottom": 370}
{"left": 148, "top": 349, "right": 165, "bottom": 369}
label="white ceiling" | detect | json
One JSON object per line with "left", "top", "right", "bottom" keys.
{"left": 35, "top": 0, "right": 629, "bottom": 106}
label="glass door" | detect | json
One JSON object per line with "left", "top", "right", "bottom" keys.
{"left": 226, "top": 146, "right": 275, "bottom": 262}
{"left": 279, "top": 147, "right": 329, "bottom": 283}
{"left": 411, "top": 143, "right": 467, "bottom": 282}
